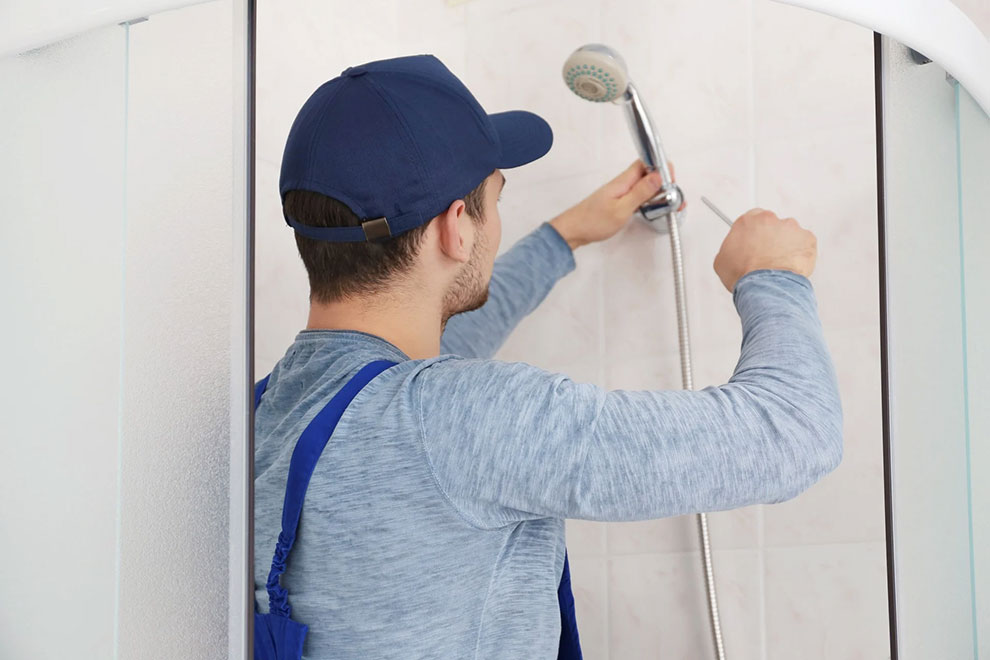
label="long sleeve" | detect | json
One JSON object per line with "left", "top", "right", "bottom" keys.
{"left": 439, "top": 221, "right": 576, "bottom": 359}
{"left": 413, "top": 269, "right": 844, "bottom": 529}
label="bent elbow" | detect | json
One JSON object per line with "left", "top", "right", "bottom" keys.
{"left": 795, "top": 387, "right": 844, "bottom": 480}
{"left": 817, "top": 424, "right": 844, "bottom": 477}
{"left": 797, "top": 417, "right": 844, "bottom": 493}
{"left": 768, "top": 413, "right": 844, "bottom": 505}
{"left": 819, "top": 396, "right": 845, "bottom": 474}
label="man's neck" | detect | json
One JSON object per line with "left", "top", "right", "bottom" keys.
{"left": 305, "top": 291, "right": 444, "bottom": 360}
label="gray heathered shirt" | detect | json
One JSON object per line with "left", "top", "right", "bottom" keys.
{"left": 254, "top": 221, "right": 843, "bottom": 659}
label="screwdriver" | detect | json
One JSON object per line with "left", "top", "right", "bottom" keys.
{"left": 700, "top": 196, "right": 735, "bottom": 227}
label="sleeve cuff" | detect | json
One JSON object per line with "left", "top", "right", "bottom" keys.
{"left": 732, "top": 268, "right": 811, "bottom": 303}
{"left": 732, "top": 268, "right": 813, "bottom": 294}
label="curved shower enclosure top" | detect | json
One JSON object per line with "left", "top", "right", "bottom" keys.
{"left": 771, "top": 0, "right": 990, "bottom": 116}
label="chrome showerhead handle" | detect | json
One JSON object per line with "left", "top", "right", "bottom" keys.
{"left": 618, "top": 82, "right": 682, "bottom": 222}
{"left": 621, "top": 82, "right": 675, "bottom": 190}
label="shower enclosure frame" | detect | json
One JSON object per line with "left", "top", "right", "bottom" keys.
{"left": 873, "top": 30, "right": 899, "bottom": 660}
{"left": 236, "top": 0, "right": 258, "bottom": 656}
{"left": 239, "top": 4, "right": 990, "bottom": 659}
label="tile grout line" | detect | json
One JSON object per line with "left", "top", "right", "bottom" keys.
{"left": 587, "top": 538, "right": 887, "bottom": 561}
{"left": 953, "top": 81, "right": 979, "bottom": 660}
{"left": 113, "top": 21, "right": 130, "bottom": 660}
{"left": 748, "top": 2, "right": 769, "bottom": 659}
{"left": 599, "top": 253, "right": 610, "bottom": 660}
{"left": 757, "top": 507, "right": 768, "bottom": 660}
{"left": 597, "top": 6, "right": 611, "bottom": 658}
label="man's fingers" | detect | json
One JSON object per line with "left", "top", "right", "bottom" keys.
{"left": 617, "top": 171, "right": 663, "bottom": 217}
{"left": 607, "top": 160, "right": 677, "bottom": 212}
{"left": 608, "top": 159, "right": 649, "bottom": 193}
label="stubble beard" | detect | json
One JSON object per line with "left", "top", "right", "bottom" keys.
{"left": 440, "top": 229, "right": 490, "bottom": 328}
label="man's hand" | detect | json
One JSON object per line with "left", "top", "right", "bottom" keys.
{"left": 713, "top": 208, "right": 818, "bottom": 293}
{"left": 549, "top": 159, "right": 681, "bottom": 250}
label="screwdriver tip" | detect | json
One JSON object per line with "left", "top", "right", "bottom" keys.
{"left": 700, "top": 196, "right": 735, "bottom": 227}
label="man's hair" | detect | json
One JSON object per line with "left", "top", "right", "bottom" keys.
{"left": 286, "top": 175, "right": 489, "bottom": 304}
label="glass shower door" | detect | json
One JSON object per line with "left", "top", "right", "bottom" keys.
{"left": 879, "top": 33, "right": 990, "bottom": 659}
{"left": 956, "top": 78, "right": 990, "bottom": 657}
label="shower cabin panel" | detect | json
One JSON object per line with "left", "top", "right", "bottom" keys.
{"left": 116, "top": 0, "right": 252, "bottom": 656}
{"left": 0, "top": 25, "right": 127, "bottom": 659}
{"left": 879, "top": 34, "right": 988, "bottom": 658}
{"left": 957, "top": 81, "right": 990, "bottom": 655}
{"left": 0, "top": 1, "right": 253, "bottom": 657}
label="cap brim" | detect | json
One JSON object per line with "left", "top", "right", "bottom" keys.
{"left": 489, "top": 110, "right": 553, "bottom": 169}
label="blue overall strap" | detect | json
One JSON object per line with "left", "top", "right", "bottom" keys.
{"left": 255, "top": 362, "right": 582, "bottom": 656}
{"left": 263, "top": 360, "right": 397, "bottom": 618}
{"left": 557, "top": 550, "right": 583, "bottom": 659}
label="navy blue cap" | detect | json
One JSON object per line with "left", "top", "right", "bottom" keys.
{"left": 279, "top": 54, "right": 554, "bottom": 242}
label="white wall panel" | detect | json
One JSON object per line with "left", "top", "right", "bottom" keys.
{"left": 0, "top": 25, "right": 126, "bottom": 660}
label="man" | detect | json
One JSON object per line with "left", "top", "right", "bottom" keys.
{"left": 254, "top": 54, "right": 842, "bottom": 659}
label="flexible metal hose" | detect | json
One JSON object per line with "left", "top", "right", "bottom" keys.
{"left": 664, "top": 211, "right": 726, "bottom": 660}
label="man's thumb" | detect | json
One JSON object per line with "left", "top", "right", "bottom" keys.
{"left": 618, "top": 171, "right": 663, "bottom": 217}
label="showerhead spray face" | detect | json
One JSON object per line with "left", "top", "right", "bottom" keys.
{"left": 562, "top": 44, "right": 629, "bottom": 102}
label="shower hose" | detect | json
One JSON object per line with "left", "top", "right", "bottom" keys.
{"left": 664, "top": 210, "right": 726, "bottom": 660}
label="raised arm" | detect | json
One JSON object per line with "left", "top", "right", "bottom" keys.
{"left": 440, "top": 159, "right": 669, "bottom": 359}
{"left": 414, "top": 269, "right": 843, "bottom": 529}
{"left": 439, "top": 222, "right": 575, "bottom": 359}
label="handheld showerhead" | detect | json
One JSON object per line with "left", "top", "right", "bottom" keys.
{"left": 563, "top": 47, "right": 723, "bottom": 659}
{"left": 561, "top": 44, "right": 629, "bottom": 103}
{"left": 562, "top": 43, "right": 684, "bottom": 232}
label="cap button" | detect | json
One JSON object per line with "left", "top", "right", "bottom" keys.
{"left": 343, "top": 65, "right": 368, "bottom": 78}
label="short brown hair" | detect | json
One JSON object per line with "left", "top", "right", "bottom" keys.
{"left": 286, "top": 175, "right": 489, "bottom": 304}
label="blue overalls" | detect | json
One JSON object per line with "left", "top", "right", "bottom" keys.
{"left": 253, "top": 360, "right": 582, "bottom": 659}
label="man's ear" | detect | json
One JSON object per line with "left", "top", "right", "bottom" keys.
{"left": 435, "top": 198, "right": 472, "bottom": 264}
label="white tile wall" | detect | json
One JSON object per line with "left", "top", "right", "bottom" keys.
{"left": 763, "top": 542, "right": 890, "bottom": 659}
{"left": 608, "top": 549, "right": 765, "bottom": 659}
{"left": 252, "top": 0, "right": 954, "bottom": 656}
